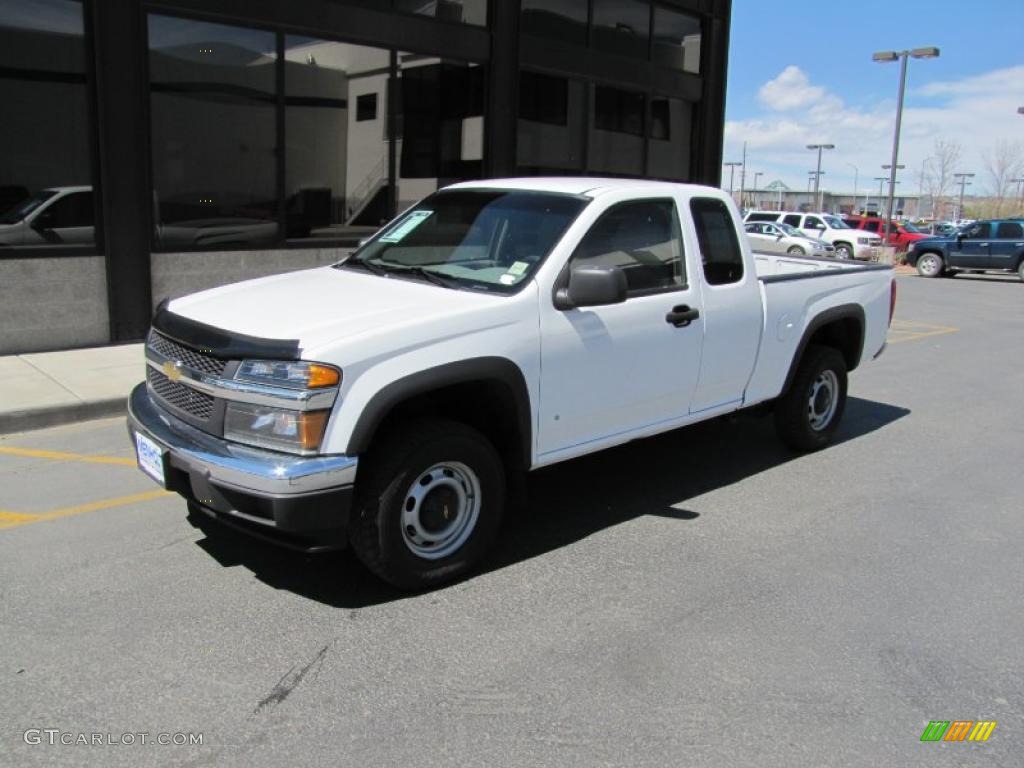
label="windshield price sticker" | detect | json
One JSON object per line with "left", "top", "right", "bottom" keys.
{"left": 379, "top": 210, "right": 433, "bottom": 243}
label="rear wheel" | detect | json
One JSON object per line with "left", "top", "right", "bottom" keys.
{"left": 916, "top": 252, "right": 943, "bottom": 277}
{"left": 350, "top": 419, "right": 505, "bottom": 590}
{"left": 774, "top": 345, "right": 848, "bottom": 452}
{"left": 1018, "top": 262, "right": 1024, "bottom": 282}
{"left": 786, "top": 245, "right": 806, "bottom": 255}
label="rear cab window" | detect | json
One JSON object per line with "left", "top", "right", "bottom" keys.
{"left": 691, "top": 197, "right": 744, "bottom": 286}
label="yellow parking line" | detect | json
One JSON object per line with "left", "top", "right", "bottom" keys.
{"left": 888, "top": 327, "right": 959, "bottom": 344}
{"left": 0, "top": 446, "right": 136, "bottom": 466}
{"left": 0, "top": 490, "right": 172, "bottom": 531}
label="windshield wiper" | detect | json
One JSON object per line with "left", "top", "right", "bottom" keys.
{"left": 388, "top": 264, "right": 459, "bottom": 289}
{"left": 340, "top": 258, "right": 387, "bottom": 276}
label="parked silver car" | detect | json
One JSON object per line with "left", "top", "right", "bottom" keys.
{"left": 743, "top": 220, "right": 834, "bottom": 257}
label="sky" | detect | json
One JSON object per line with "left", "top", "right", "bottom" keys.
{"left": 723, "top": 0, "right": 1024, "bottom": 198}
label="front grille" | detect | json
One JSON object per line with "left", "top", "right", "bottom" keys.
{"left": 147, "top": 367, "right": 215, "bottom": 421}
{"left": 148, "top": 331, "right": 227, "bottom": 377}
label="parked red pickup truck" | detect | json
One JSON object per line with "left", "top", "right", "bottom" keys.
{"left": 842, "top": 216, "right": 928, "bottom": 251}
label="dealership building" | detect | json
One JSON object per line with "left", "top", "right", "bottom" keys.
{"left": 0, "top": 0, "right": 731, "bottom": 354}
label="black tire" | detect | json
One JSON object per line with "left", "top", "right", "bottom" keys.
{"left": 786, "top": 245, "right": 806, "bottom": 255}
{"left": 774, "top": 345, "right": 848, "bottom": 452}
{"left": 834, "top": 243, "right": 853, "bottom": 260}
{"left": 349, "top": 418, "right": 505, "bottom": 590}
{"left": 1018, "top": 262, "right": 1024, "bottom": 282}
{"left": 916, "top": 252, "right": 943, "bottom": 278}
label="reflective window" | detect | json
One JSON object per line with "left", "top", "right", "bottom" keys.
{"left": 571, "top": 199, "right": 685, "bottom": 295}
{"left": 0, "top": 0, "right": 97, "bottom": 248}
{"left": 396, "top": 54, "right": 485, "bottom": 212}
{"left": 590, "top": 86, "right": 644, "bottom": 176}
{"left": 394, "top": 0, "right": 486, "bottom": 26}
{"left": 647, "top": 97, "right": 692, "bottom": 180}
{"left": 148, "top": 15, "right": 279, "bottom": 249}
{"left": 963, "top": 222, "right": 990, "bottom": 239}
{"left": 592, "top": 0, "right": 650, "bottom": 59}
{"left": 284, "top": 36, "right": 389, "bottom": 239}
{"left": 652, "top": 5, "right": 701, "bottom": 72}
{"left": 691, "top": 197, "right": 744, "bottom": 285}
{"left": 518, "top": 72, "right": 584, "bottom": 173}
{"left": 521, "top": 0, "right": 588, "bottom": 46}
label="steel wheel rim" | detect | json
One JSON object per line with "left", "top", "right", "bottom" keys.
{"left": 400, "top": 461, "right": 481, "bottom": 560}
{"left": 920, "top": 255, "right": 938, "bottom": 274}
{"left": 808, "top": 370, "right": 839, "bottom": 431}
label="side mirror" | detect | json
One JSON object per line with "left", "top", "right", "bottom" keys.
{"left": 776, "top": 234, "right": 784, "bottom": 241}
{"left": 32, "top": 210, "right": 55, "bottom": 231}
{"left": 554, "top": 265, "right": 627, "bottom": 310}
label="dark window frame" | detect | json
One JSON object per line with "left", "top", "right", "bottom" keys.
{"left": 691, "top": 195, "right": 745, "bottom": 286}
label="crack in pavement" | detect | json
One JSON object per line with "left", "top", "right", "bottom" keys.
{"left": 253, "top": 644, "right": 329, "bottom": 714}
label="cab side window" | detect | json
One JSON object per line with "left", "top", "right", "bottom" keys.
{"left": 995, "top": 222, "right": 1023, "bottom": 239}
{"left": 964, "top": 222, "right": 990, "bottom": 239}
{"left": 782, "top": 214, "right": 802, "bottom": 228}
{"left": 570, "top": 199, "right": 685, "bottom": 296}
{"left": 804, "top": 216, "right": 825, "bottom": 230}
{"left": 691, "top": 197, "right": 744, "bottom": 286}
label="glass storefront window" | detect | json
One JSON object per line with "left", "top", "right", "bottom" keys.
{"left": 592, "top": 0, "right": 650, "bottom": 59}
{"left": 284, "top": 36, "right": 390, "bottom": 240}
{"left": 652, "top": 5, "right": 701, "bottom": 73}
{"left": 396, "top": 54, "right": 484, "bottom": 212}
{"left": 0, "top": 0, "right": 97, "bottom": 248}
{"left": 394, "top": 0, "right": 486, "bottom": 26}
{"left": 590, "top": 85, "right": 644, "bottom": 176}
{"left": 148, "top": 15, "right": 278, "bottom": 249}
{"left": 521, "top": 0, "right": 588, "bottom": 46}
{"left": 517, "top": 72, "right": 585, "bottom": 173}
{"left": 647, "top": 97, "right": 692, "bottom": 180}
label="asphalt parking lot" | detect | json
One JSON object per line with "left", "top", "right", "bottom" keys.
{"left": 1, "top": 271, "right": 1021, "bottom": 768}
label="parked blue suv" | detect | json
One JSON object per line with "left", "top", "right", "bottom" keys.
{"left": 906, "top": 219, "right": 1024, "bottom": 280}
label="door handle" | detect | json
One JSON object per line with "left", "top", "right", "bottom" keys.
{"left": 666, "top": 305, "right": 699, "bottom": 328}
{"left": 978, "top": 242, "right": 989, "bottom": 247}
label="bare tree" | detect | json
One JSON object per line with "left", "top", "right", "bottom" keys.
{"left": 982, "top": 139, "right": 1024, "bottom": 217}
{"left": 922, "top": 138, "right": 961, "bottom": 220}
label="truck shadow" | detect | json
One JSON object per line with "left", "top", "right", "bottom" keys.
{"left": 189, "top": 396, "right": 910, "bottom": 608}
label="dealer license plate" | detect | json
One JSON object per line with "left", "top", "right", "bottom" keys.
{"left": 134, "top": 431, "right": 166, "bottom": 487}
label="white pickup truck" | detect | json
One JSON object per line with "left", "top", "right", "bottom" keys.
{"left": 128, "top": 178, "right": 895, "bottom": 589}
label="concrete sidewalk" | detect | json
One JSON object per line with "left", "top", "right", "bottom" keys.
{"left": 0, "top": 343, "right": 144, "bottom": 434}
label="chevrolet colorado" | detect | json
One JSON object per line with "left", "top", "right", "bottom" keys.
{"left": 128, "top": 178, "right": 895, "bottom": 589}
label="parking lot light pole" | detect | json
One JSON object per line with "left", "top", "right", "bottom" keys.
{"left": 846, "top": 163, "right": 858, "bottom": 212}
{"left": 873, "top": 177, "right": 887, "bottom": 212}
{"left": 724, "top": 161, "right": 741, "bottom": 199}
{"left": 1010, "top": 177, "right": 1024, "bottom": 214}
{"left": 752, "top": 172, "right": 763, "bottom": 208}
{"left": 873, "top": 46, "right": 939, "bottom": 242}
{"left": 807, "top": 143, "right": 834, "bottom": 210}
{"left": 881, "top": 164, "right": 905, "bottom": 218}
{"left": 954, "top": 172, "right": 975, "bottom": 220}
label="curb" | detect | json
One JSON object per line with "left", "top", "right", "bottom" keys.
{"left": 0, "top": 398, "right": 126, "bottom": 436}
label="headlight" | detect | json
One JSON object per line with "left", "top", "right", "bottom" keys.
{"left": 235, "top": 360, "right": 340, "bottom": 389}
{"left": 857, "top": 237, "right": 871, "bottom": 245}
{"left": 224, "top": 403, "right": 330, "bottom": 454}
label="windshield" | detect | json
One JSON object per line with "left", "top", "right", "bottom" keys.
{"left": 822, "top": 215, "right": 849, "bottom": 229}
{"left": 0, "top": 189, "right": 56, "bottom": 224}
{"left": 776, "top": 222, "right": 803, "bottom": 237}
{"left": 902, "top": 222, "right": 922, "bottom": 233}
{"left": 340, "top": 189, "right": 588, "bottom": 293}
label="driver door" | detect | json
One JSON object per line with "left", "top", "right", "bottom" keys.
{"left": 537, "top": 197, "right": 704, "bottom": 459}
{"left": 950, "top": 222, "right": 991, "bottom": 269}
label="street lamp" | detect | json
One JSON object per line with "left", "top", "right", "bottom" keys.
{"left": 873, "top": 45, "right": 939, "bottom": 244}
{"left": 724, "top": 161, "right": 741, "bottom": 196}
{"left": 953, "top": 172, "right": 974, "bottom": 220}
{"left": 881, "top": 164, "right": 905, "bottom": 218}
{"left": 846, "top": 163, "right": 859, "bottom": 213}
{"left": 873, "top": 177, "right": 888, "bottom": 213}
{"left": 751, "top": 171, "right": 763, "bottom": 208}
{"left": 807, "top": 143, "right": 835, "bottom": 210}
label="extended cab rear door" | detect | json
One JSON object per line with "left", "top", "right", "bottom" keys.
{"left": 686, "top": 196, "right": 763, "bottom": 412}
{"left": 537, "top": 194, "right": 704, "bottom": 459}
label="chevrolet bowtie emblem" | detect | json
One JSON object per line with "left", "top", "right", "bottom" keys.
{"left": 163, "top": 360, "right": 184, "bottom": 382}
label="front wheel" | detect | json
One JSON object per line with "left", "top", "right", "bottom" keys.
{"left": 350, "top": 419, "right": 505, "bottom": 590}
{"left": 916, "top": 252, "right": 943, "bottom": 278}
{"left": 774, "top": 345, "right": 848, "bottom": 452}
{"left": 1018, "top": 262, "right": 1024, "bottom": 282}
{"left": 834, "top": 243, "right": 853, "bottom": 260}
{"left": 786, "top": 245, "right": 806, "bottom": 256}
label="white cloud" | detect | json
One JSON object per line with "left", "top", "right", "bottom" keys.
{"left": 725, "top": 65, "right": 1024, "bottom": 199}
{"left": 757, "top": 66, "right": 828, "bottom": 111}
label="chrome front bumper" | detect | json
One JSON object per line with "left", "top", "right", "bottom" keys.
{"left": 127, "top": 383, "right": 358, "bottom": 549}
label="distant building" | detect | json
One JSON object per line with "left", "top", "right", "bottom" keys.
{"left": 0, "top": 0, "right": 731, "bottom": 354}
